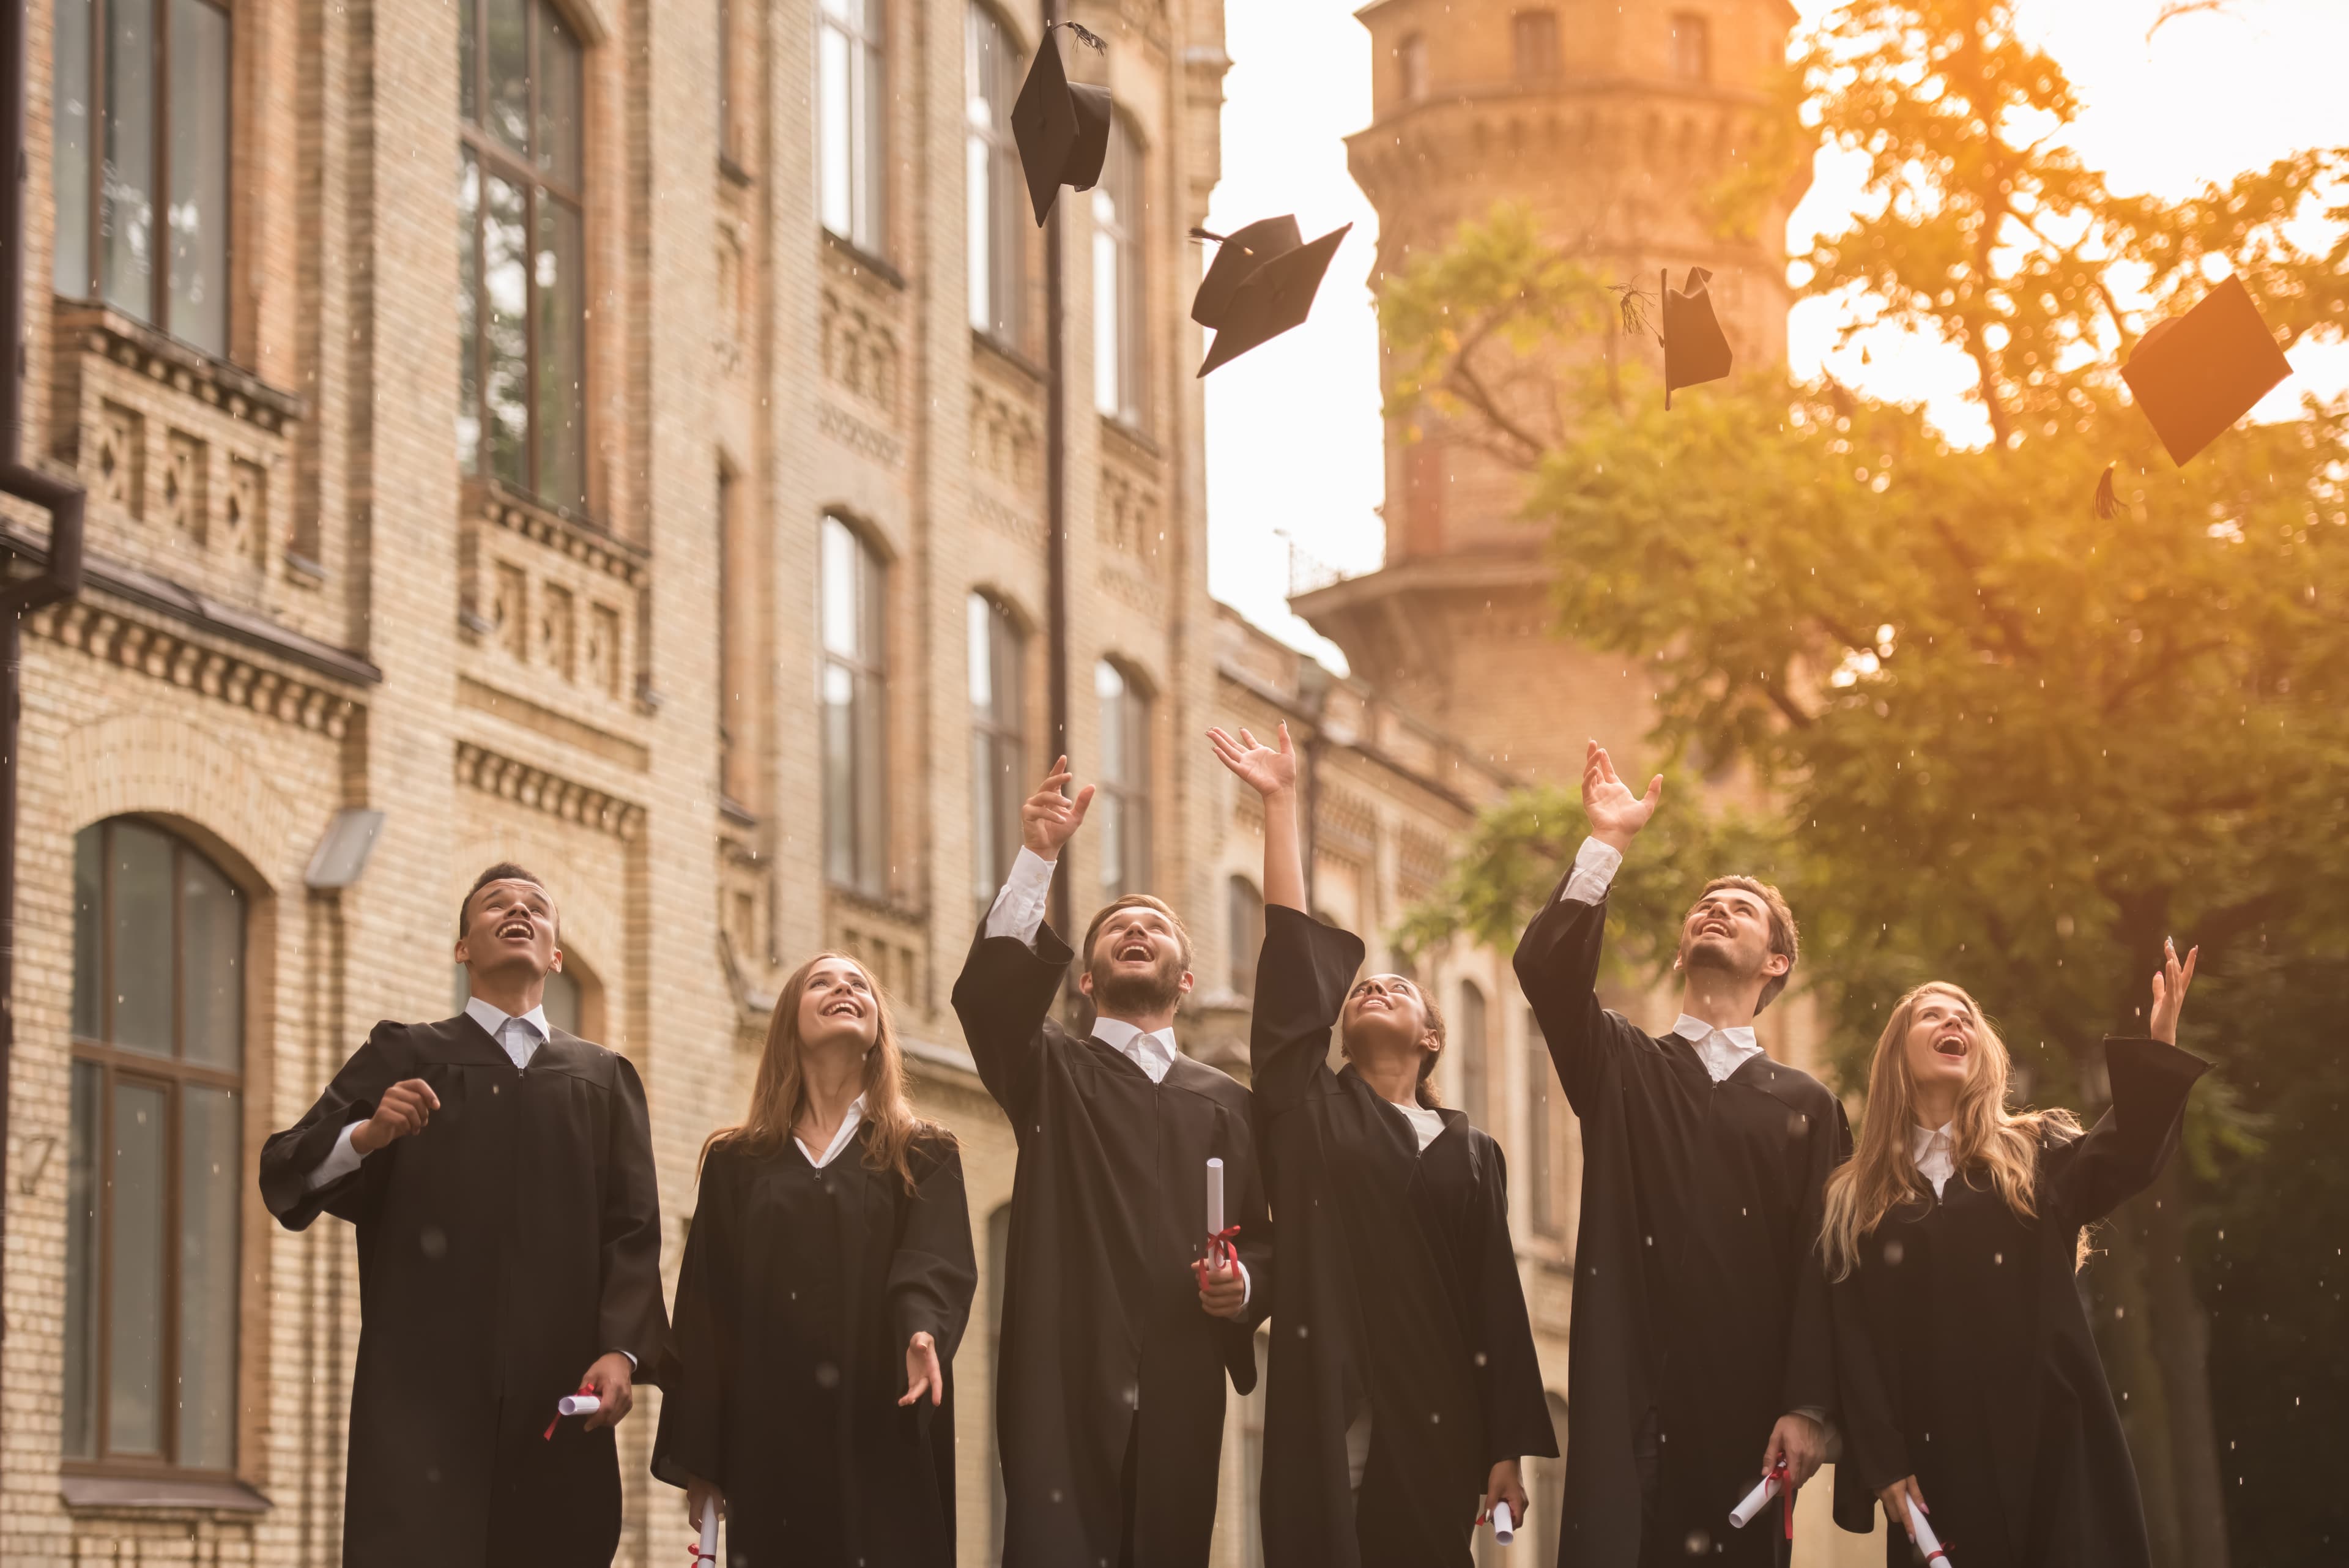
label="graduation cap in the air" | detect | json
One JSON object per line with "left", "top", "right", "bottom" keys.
{"left": 2094, "top": 274, "right": 2292, "bottom": 516}
{"left": 1190, "top": 218, "right": 1352, "bottom": 376}
{"left": 1011, "top": 22, "right": 1113, "bottom": 227}
{"left": 1660, "top": 267, "right": 1733, "bottom": 409}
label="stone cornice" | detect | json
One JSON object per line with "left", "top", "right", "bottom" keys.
{"left": 31, "top": 596, "right": 360, "bottom": 739}
{"left": 467, "top": 480, "right": 650, "bottom": 589}
{"left": 455, "top": 740, "right": 645, "bottom": 840}
{"left": 54, "top": 301, "right": 305, "bottom": 433}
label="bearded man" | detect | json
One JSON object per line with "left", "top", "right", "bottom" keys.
{"left": 952, "top": 757, "right": 1273, "bottom": 1568}
{"left": 1515, "top": 743, "right": 1848, "bottom": 1568}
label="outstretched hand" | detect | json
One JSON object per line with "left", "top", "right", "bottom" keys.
{"left": 1583, "top": 740, "right": 1662, "bottom": 852}
{"left": 1020, "top": 757, "right": 1096, "bottom": 861}
{"left": 2147, "top": 937, "right": 2198, "bottom": 1045}
{"left": 1208, "top": 723, "right": 1297, "bottom": 799}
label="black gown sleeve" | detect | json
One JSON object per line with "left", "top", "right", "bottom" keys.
{"left": 652, "top": 1146, "right": 740, "bottom": 1492}
{"left": 1248, "top": 905, "right": 1363, "bottom": 1118}
{"left": 950, "top": 920, "right": 1078, "bottom": 1126}
{"left": 599, "top": 1053, "right": 669, "bottom": 1375}
{"left": 889, "top": 1139, "right": 981, "bottom": 1366}
{"left": 1827, "top": 1259, "right": 1910, "bottom": 1529}
{"left": 256, "top": 1021, "right": 406, "bottom": 1230}
{"left": 1470, "top": 1137, "right": 1560, "bottom": 1468}
{"left": 1779, "top": 1093, "right": 1851, "bottom": 1421}
{"left": 1511, "top": 875, "right": 1652, "bottom": 1116}
{"left": 2048, "top": 1036, "right": 2210, "bottom": 1225}
{"left": 1231, "top": 1142, "right": 1275, "bottom": 1339}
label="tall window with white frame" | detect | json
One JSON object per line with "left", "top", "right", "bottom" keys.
{"left": 819, "top": 0, "right": 885, "bottom": 253}
{"left": 822, "top": 516, "right": 889, "bottom": 894}
{"left": 1457, "top": 979, "right": 1489, "bottom": 1129}
{"left": 65, "top": 819, "right": 243, "bottom": 1477}
{"left": 967, "top": 593, "right": 1025, "bottom": 915}
{"left": 1094, "top": 660, "right": 1152, "bottom": 901}
{"left": 965, "top": 4, "right": 1023, "bottom": 341}
{"left": 457, "top": 0, "right": 590, "bottom": 513}
{"left": 1091, "top": 120, "right": 1144, "bottom": 425}
{"left": 51, "top": 0, "right": 232, "bottom": 357}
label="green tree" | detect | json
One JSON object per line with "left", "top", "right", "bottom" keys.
{"left": 1384, "top": 4, "right": 2349, "bottom": 1563}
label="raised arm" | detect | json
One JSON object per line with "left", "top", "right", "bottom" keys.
{"left": 1210, "top": 724, "right": 1358, "bottom": 1115}
{"left": 256, "top": 1022, "right": 412, "bottom": 1230}
{"left": 2051, "top": 941, "right": 2210, "bottom": 1224}
{"left": 1512, "top": 741, "right": 1663, "bottom": 1114}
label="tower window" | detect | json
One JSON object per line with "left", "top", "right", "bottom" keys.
{"left": 1512, "top": 10, "right": 1559, "bottom": 83}
{"left": 1669, "top": 12, "right": 1710, "bottom": 82}
{"left": 1397, "top": 33, "right": 1428, "bottom": 103}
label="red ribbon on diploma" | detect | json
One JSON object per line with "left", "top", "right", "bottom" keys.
{"left": 1772, "top": 1458, "right": 1794, "bottom": 1540}
{"left": 1192, "top": 1223, "right": 1242, "bottom": 1284}
{"left": 543, "top": 1383, "right": 598, "bottom": 1441}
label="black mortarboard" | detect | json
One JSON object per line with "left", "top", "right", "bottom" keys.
{"left": 1192, "top": 220, "right": 1352, "bottom": 376}
{"left": 2119, "top": 274, "right": 2291, "bottom": 467}
{"left": 1661, "top": 266, "right": 1733, "bottom": 409}
{"left": 1011, "top": 23, "right": 1113, "bottom": 227}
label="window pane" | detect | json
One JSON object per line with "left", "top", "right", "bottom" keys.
{"left": 108, "top": 820, "right": 174, "bottom": 1055}
{"left": 822, "top": 517, "right": 861, "bottom": 658}
{"left": 457, "top": 149, "right": 482, "bottom": 473}
{"left": 965, "top": 8, "right": 995, "bottom": 334}
{"left": 1228, "top": 876, "right": 1262, "bottom": 995}
{"left": 820, "top": 22, "right": 854, "bottom": 238}
{"left": 63, "top": 1060, "right": 102, "bottom": 1459}
{"left": 100, "top": 0, "right": 157, "bottom": 322}
{"left": 544, "top": 967, "right": 582, "bottom": 1036}
{"left": 484, "top": 0, "right": 529, "bottom": 154}
{"left": 967, "top": 592, "right": 994, "bottom": 710}
{"left": 1458, "top": 983, "right": 1488, "bottom": 1128}
{"left": 856, "top": 667, "right": 887, "bottom": 883}
{"left": 481, "top": 171, "right": 530, "bottom": 489}
{"left": 535, "top": 2, "right": 582, "bottom": 187}
{"left": 53, "top": 0, "right": 94, "bottom": 296}
{"left": 177, "top": 1085, "right": 239, "bottom": 1468}
{"left": 178, "top": 847, "right": 243, "bottom": 1069}
{"left": 1513, "top": 10, "right": 1558, "bottom": 81}
{"left": 535, "top": 194, "right": 587, "bottom": 509}
{"left": 1092, "top": 188, "right": 1120, "bottom": 418}
{"left": 1398, "top": 33, "right": 1427, "bottom": 102}
{"left": 857, "top": 33, "right": 886, "bottom": 252}
{"left": 823, "top": 660, "right": 858, "bottom": 885}
{"left": 73, "top": 827, "right": 102, "bottom": 1038}
{"left": 108, "top": 1079, "right": 168, "bottom": 1456}
{"left": 1095, "top": 660, "right": 1126, "bottom": 781}
{"left": 459, "top": 0, "right": 478, "bottom": 122}
{"left": 1527, "top": 1016, "right": 1554, "bottom": 1232}
{"left": 1096, "top": 789, "right": 1124, "bottom": 896}
{"left": 165, "top": 0, "right": 229, "bottom": 354}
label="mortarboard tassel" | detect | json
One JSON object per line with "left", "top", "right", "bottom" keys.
{"left": 2093, "top": 464, "right": 2120, "bottom": 521}
{"left": 1609, "top": 284, "right": 1658, "bottom": 344}
{"left": 1050, "top": 18, "right": 1107, "bottom": 50}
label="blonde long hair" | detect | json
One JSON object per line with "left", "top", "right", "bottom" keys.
{"left": 705, "top": 952, "right": 949, "bottom": 1192}
{"left": 1819, "top": 981, "right": 2079, "bottom": 1280}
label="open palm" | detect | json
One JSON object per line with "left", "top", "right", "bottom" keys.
{"left": 1208, "top": 724, "right": 1297, "bottom": 798}
{"left": 1583, "top": 740, "right": 1662, "bottom": 847}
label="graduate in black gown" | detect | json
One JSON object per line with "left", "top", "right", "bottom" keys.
{"left": 258, "top": 864, "right": 667, "bottom": 1568}
{"left": 1513, "top": 743, "right": 1847, "bottom": 1567}
{"left": 655, "top": 950, "right": 976, "bottom": 1566}
{"left": 951, "top": 757, "right": 1274, "bottom": 1568}
{"left": 1210, "top": 724, "right": 1556, "bottom": 1568}
{"left": 1825, "top": 948, "right": 2209, "bottom": 1568}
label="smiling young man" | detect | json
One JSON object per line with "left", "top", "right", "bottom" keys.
{"left": 1513, "top": 744, "right": 1848, "bottom": 1568}
{"left": 951, "top": 759, "right": 1273, "bottom": 1568}
{"left": 259, "top": 865, "right": 667, "bottom": 1568}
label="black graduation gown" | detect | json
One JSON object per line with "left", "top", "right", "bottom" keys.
{"left": 258, "top": 1015, "right": 669, "bottom": 1568}
{"left": 1252, "top": 905, "right": 1558, "bottom": 1568}
{"left": 1830, "top": 1038, "right": 2209, "bottom": 1568}
{"left": 951, "top": 921, "right": 1275, "bottom": 1568}
{"left": 651, "top": 1126, "right": 978, "bottom": 1566}
{"left": 1513, "top": 878, "right": 1847, "bottom": 1568}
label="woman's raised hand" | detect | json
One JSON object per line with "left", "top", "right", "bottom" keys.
{"left": 2147, "top": 937, "right": 2198, "bottom": 1045}
{"left": 1020, "top": 757, "right": 1095, "bottom": 861}
{"left": 1208, "top": 723, "right": 1297, "bottom": 800}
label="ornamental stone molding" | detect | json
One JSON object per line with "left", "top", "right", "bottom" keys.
{"left": 454, "top": 740, "right": 645, "bottom": 841}
{"left": 30, "top": 597, "right": 358, "bottom": 738}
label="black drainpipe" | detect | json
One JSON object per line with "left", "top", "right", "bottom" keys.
{"left": 0, "top": 0, "right": 91, "bottom": 1397}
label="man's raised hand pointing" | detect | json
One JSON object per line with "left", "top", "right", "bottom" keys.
{"left": 1020, "top": 757, "right": 1096, "bottom": 862}
{"left": 1584, "top": 740, "right": 1663, "bottom": 853}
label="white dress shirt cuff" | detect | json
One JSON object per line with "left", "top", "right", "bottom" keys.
{"left": 1560, "top": 836, "right": 1624, "bottom": 905}
{"left": 1237, "top": 1261, "right": 1252, "bottom": 1311}
{"left": 305, "top": 1121, "right": 366, "bottom": 1191}
{"left": 983, "top": 846, "right": 1058, "bottom": 947}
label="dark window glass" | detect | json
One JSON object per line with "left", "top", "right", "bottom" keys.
{"left": 1512, "top": 9, "right": 1559, "bottom": 81}
{"left": 968, "top": 593, "right": 1025, "bottom": 911}
{"left": 1457, "top": 980, "right": 1488, "bottom": 1129}
{"left": 822, "top": 517, "right": 889, "bottom": 893}
{"left": 1228, "top": 875, "right": 1264, "bottom": 996}
{"left": 1670, "top": 11, "right": 1710, "bottom": 81}
{"left": 1095, "top": 661, "right": 1152, "bottom": 899}
{"left": 1527, "top": 1010, "right": 1556, "bottom": 1233}
{"left": 965, "top": 5, "right": 1024, "bottom": 342}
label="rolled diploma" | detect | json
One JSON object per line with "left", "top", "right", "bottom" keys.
{"left": 1729, "top": 1472, "right": 1781, "bottom": 1528}
{"left": 1491, "top": 1500, "right": 1514, "bottom": 1544}
{"left": 1206, "top": 1157, "right": 1225, "bottom": 1238}
{"left": 556, "top": 1392, "right": 601, "bottom": 1418}
{"left": 1906, "top": 1498, "right": 1950, "bottom": 1564}
{"left": 697, "top": 1499, "right": 720, "bottom": 1561}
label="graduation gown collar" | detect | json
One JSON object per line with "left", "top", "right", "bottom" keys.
{"left": 424, "top": 1012, "right": 604, "bottom": 1080}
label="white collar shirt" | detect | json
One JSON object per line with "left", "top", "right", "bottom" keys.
{"left": 1912, "top": 1121, "right": 1957, "bottom": 1198}
{"left": 465, "top": 995, "right": 551, "bottom": 1070}
{"left": 1671, "top": 1013, "right": 1764, "bottom": 1084}
{"left": 796, "top": 1094, "right": 869, "bottom": 1170}
{"left": 1089, "top": 1016, "right": 1181, "bottom": 1085}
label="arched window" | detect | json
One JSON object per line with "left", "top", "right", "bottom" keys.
{"left": 819, "top": 0, "right": 886, "bottom": 251}
{"left": 457, "top": 0, "right": 590, "bottom": 511}
{"left": 1397, "top": 32, "right": 1428, "bottom": 103}
{"left": 968, "top": 592, "right": 1026, "bottom": 910}
{"left": 1227, "top": 874, "right": 1264, "bottom": 996}
{"left": 51, "top": 0, "right": 232, "bottom": 355}
{"left": 822, "top": 515, "right": 889, "bottom": 893}
{"left": 1457, "top": 979, "right": 1488, "bottom": 1129}
{"left": 66, "top": 819, "right": 244, "bottom": 1474}
{"left": 965, "top": 4, "right": 1025, "bottom": 341}
{"left": 1669, "top": 10, "right": 1710, "bottom": 82}
{"left": 1094, "top": 660, "right": 1152, "bottom": 899}
{"left": 1091, "top": 119, "right": 1145, "bottom": 425}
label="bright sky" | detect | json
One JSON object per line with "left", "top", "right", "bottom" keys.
{"left": 1202, "top": 0, "right": 2349, "bottom": 669}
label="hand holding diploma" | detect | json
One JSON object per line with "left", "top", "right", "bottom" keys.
{"left": 683, "top": 1477, "right": 724, "bottom": 1564}
{"left": 1729, "top": 1465, "right": 1783, "bottom": 1530}
{"left": 1880, "top": 1477, "right": 1949, "bottom": 1563}
{"left": 1479, "top": 1460, "right": 1527, "bottom": 1540}
{"left": 577, "top": 1350, "right": 634, "bottom": 1431}
{"left": 900, "top": 1330, "right": 944, "bottom": 1407}
{"left": 1194, "top": 1157, "right": 1245, "bottom": 1318}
